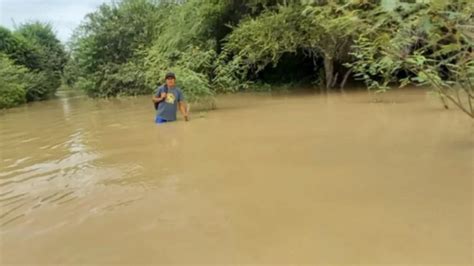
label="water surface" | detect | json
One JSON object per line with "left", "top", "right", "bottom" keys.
{"left": 0, "top": 89, "right": 472, "bottom": 264}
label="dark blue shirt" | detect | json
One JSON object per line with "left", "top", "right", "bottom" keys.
{"left": 155, "top": 86, "right": 185, "bottom": 121}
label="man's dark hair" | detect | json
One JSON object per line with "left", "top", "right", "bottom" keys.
{"left": 165, "top": 72, "right": 176, "bottom": 80}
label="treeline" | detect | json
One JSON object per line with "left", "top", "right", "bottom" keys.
{"left": 0, "top": 23, "right": 67, "bottom": 108}
{"left": 348, "top": 0, "right": 473, "bottom": 117}
{"left": 63, "top": 0, "right": 472, "bottom": 116}
{"left": 2, "top": 0, "right": 472, "bottom": 117}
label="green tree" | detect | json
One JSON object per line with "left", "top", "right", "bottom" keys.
{"left": 0, "top": 26, "right": 41, "bottom": 70}
{"left": 68, "top": 0, "right": 167, "bottom": 97}
{"left": 144, "top": 0, "right": 246, "bottom": 100}
{"left": 349, "top": 0, "right": 474, "bottom": 118}
{"left": 1, "top": 23, "right": 66, "bottom": 102}
{"left": 15, "top": 22, "right": 67, "bottom": 100}
{"left": 0, "top": 53, "right": 28, "bottom": 108}
{"left": 219, "top": 1, "right": 367, "bottom": 90}
{"left": 15, "top": 22, "right": 67, "bottom": 73}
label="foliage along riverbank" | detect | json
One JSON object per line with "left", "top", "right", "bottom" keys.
{"left": 0, "top": 23, "right": 67, "bottom": 108}
{"left": 1, "top": 0, "right": 473, "bottom": 117}
{"left": 64, "top": 0, "right": 473, "bottom": 117}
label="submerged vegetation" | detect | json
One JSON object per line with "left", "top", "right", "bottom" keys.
{"left": 1, "top": 0, "right": 473, "bottom": 117}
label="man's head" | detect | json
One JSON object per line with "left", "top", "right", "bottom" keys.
{"left": 165, "top": 72, "right": 176, "bottom": 88}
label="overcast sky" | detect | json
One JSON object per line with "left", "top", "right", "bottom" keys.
{"left": 0, "top": 0, "right": 110, "bottom": 43}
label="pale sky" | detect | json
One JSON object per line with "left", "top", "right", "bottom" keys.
{"left": 0, "top": 0, "right": 110, "bottom": 43}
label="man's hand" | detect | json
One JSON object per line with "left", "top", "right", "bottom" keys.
{"left": 152, "top": 92, "right": 167, "bottom": 103}
{"left": 160, "top": 92, "right": 167, "bottom": 101}
{"left": 179, "top": 102, "right": 189, "bottom": 122}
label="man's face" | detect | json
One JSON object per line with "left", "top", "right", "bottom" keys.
{"left": 166, "top": 77, "right": 176, "bottom": 88}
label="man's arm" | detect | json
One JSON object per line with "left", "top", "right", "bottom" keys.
{"left": 178, "top": 89, "right": 189, "bottom": 121}
{"left": 179, "top": 102, "right": 189, "bottom": 121}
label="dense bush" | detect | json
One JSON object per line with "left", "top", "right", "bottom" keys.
{"left": 0, "top": 22, "right": 66, "bottom": 107}
{"left": 348, "top": 0, "right": 474, "bottom": 117}
{"left": 145, "top": 46, "right": 217, "bottom": 101}
{"left": 0, "top": 26, "right": 41, "bottom": 69}
{"left": 0, "top": 53, "right": 28, "bottom": 108}
{"left": 67, "top": 0, "right": 167, "bottom": 97}
{"left": 64, "top": 0, "right": 473, "bottom": 117}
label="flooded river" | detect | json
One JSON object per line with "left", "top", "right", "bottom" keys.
{"left": 0, "top": 88, "right": 472, "bottom": 264}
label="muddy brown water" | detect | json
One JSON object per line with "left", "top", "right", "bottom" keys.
{"left": 0, "top": 88, "right": 472, "bottom": 264}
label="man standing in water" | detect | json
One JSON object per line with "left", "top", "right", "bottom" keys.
{"left": 153, "top": 72, "right": 189, "bottom": 124}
